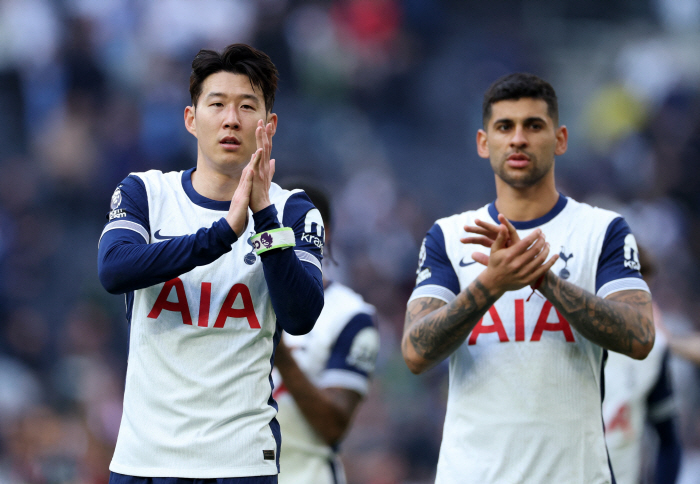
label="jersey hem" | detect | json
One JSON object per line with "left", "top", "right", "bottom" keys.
{"left": 109, "top": 462, "right": 278, "bottom": 479}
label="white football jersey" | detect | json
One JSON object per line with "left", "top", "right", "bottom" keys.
{"left": 273, "top": 282, "right": 379, "bottom": 484}
{"left": 409, "top": 195, "right": 649, "bottom": 484}
{"left": 603, "top": 309, "right": 675, "bottom": 484}
{"left": 101, "top": 169, "right": 323, "bottom": 478}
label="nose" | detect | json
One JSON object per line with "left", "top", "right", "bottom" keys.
{"left": 510, "top": 125, "right": 527, "bottom": 148}
{"left": 223, "top": 105, "right": 240, "bottom": 130}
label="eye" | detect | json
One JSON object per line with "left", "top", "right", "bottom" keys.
{"left": 210, "top": 102, "right": 223, "bottom": 107}
{"left": 241, "top": 104, "right": 254, "bottom": 110}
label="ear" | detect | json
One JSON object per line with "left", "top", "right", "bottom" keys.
{"left": 266, "top": 113, "right": 278, "bottom": 138}
{"left": 476, "top": 129, "right": 490, "bottom": 159}
{"left": 554, "top": 125, "right": 568, "bottom": 156}
{"left": 184, "top": 105, "right": 197, "bottom": 137}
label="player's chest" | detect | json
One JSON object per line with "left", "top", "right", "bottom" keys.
{"left": 456, "top": 229, "right": 595, "bottom": 292}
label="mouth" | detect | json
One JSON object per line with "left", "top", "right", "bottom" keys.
{"left": 220, "top": 136, "right": 241, "bottom": 150}
{"left": 506, "top": 152, "right": 530, "bottom": 168}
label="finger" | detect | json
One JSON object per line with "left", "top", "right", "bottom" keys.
{"left": 472, "top": 252, "right": 489, "bottom": 266}
{"left": 498, "top": 214, "right": 521, "bottom": 244}
{"left": 234, "top": 168, "right": 254, "bottom": 199}
{"left": 511, "top": 229, "right": 542, "bottom": 255}
{"left": 473, "top": 219, "right": 502, "bottom": 237}
{"left": 464, "top": 224, "right": 498, "bottom": 238}
{"left": 269, "top": 158, "right": 276, "bottom": 178}
{"left": 249, "top": 148, "right": 263, "bottom": 172}
{"left": 460, "top": 236, "right": 494, "bottom": 248}
{"left": 521, "top": 241, "right": 551, "bottom": 275}
{"left": 490, "top": 225, "right": 509, "bottom": 252}
{"left": 529, "top": 253, "right": 559, "bottom": 285}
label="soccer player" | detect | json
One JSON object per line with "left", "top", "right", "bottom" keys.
{"left": 603, "top": 247, "right": 681, "bottom": 484}
{"left": 97, "top": 44, "right": 324, "bottom": 484}
{"left": 271, "top": 181, "right": 380, "bottom": 484}
{"left": 402, "top": 72, "right": 655, "bottom": 483}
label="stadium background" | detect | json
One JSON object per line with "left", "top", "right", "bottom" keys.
{"left": 0, "top": 0, "right": 699, "bottom": 482}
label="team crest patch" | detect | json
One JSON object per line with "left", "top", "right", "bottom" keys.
{"left": 244, "top": 232, "right": 257, "bottom": 265}
{"left": 110, "top": 187, "right": 122, "bottom": 209}
{"left": 558, "top": 247, "right": 574, "bottom": 279}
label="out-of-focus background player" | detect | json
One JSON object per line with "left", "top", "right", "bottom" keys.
{"left": 603, "top": 246, "right": 682, "bottom": 484}
{"left": 273, "top": 180, "right": 380, "bottom": 484}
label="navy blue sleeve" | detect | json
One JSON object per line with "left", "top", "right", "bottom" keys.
{"left": 97, "top": 176, "right": 237, "bottom": 294}
{"left": 326, "top": 313, "right": 377, "bottom": 377}
{"left": 595, "top": 217, "right": 645, "bottom": 293}
{"left": 414, "top": 223, "right": 460, "bottom": 295}
{"left": 252, "top": 192, "right": 324, "bottom": 336}
{"left": 648, "top": 349, "right": 682, "bottom": 484}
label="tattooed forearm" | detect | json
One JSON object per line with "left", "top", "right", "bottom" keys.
{"left": 539, "top": 273, "right": 654, "bottom": 359}
{"left": 403, "top": 279, "right": 500, "bottom": 372}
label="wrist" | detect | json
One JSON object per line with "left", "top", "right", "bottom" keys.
{"left": 476, "top": 270, "right": 505, "bottom": 299}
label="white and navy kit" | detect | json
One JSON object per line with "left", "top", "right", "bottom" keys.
{"left": 604, "top": 316, "right": 681, "bottom": 484}
{"left": 272, "top": 282, "right": 379, "bottom": 484}
{"left": 409, "top": 194, "right": 650, "bottom": 484}
{"left": 97, "top": 168, "right": 325, "bottom": 479}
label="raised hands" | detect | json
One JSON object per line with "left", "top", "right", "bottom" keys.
{"left": 462, "top": 214, "right": 558, "bottom": 294}
{"left": 225, "top": 119, "right": 275, "bottom": 236}
{"left": 248, "top": 119, "right": 275, "bottom": 214}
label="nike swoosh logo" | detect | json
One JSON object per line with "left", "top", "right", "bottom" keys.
{"left": 459, "top": 258, "right": 476, "bottom": 267}
{"left": 153, "top": 230, "right": 178, "bottom": 240}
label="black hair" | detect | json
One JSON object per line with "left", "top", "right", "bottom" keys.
{"left": 482, "top": 72, "right": 558, "bottom": 126}
{"left": 189, "top": 43, "right": 278, "bottom": 112}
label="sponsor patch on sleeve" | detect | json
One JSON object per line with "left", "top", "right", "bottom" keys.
{"left": 416, "top": 267, "right": 431, "bottom": 285}
{"left": 108, "top": 208, "right": 127, "bottom": 221}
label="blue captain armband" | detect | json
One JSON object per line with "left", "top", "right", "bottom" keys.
{"left": 250, "top": 227, "right": 296, "bottom": 255}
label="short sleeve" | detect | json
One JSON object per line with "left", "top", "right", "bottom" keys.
{"left": 596, "top": 217, "right": 650, "bottom": 298}
{"left": 408, "top": 223, "right": 460, "bottom": 304}
{"left": 317, "top": 313, "right": 379, "bottom": 396}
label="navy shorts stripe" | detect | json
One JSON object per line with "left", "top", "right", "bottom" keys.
{"left": 109, "top": 472, "right": 277, "bottom": 484}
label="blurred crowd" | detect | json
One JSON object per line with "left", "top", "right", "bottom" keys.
{"left": 1, "top": 0, "right": 700, "bottom": 483}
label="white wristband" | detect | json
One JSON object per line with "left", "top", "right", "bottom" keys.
{"left": 250, "top": 227, "right": 296, "bottom": 255}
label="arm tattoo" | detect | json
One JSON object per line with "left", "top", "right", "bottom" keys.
{"left": 541, "top": 275, "right": 654, "bottom": 357}
{"left": 405, "top": 279, "right": 499, "bottom": 363}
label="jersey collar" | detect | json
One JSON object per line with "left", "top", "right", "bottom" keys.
{"left": 487, "top": 193, "right": 568, "bottom": 230}
{"left": 181, "top": 168, "right": 232, "bottom": 211}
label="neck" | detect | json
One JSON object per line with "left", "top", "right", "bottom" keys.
{"left": 191, "top": 153, "right": 245, "bottom": 201}
{"left": 494, "top": 175, "right": 559, "bottom": 222}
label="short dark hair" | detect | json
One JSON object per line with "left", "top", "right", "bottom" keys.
{"left": 278, "top": 178, "right": 332, "bottom": 229}
{"left": 189, "top": 43, "right": 278, "bottom": 113}
{"left": 482, "top": 73, "right": 558, "bottom": 126}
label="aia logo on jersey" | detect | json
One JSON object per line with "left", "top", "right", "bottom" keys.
{"left": 147, "top": 278, "right": 260, "bottom": 329}
{"left": 468, "top": 300, "right": 575, "bottom": 345}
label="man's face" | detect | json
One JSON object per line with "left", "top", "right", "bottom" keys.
{"left": 476, "top": 98, "right": 567, "bottom": 189}
{"left": 184, "top": 71, "right": 277, "bottom": 172}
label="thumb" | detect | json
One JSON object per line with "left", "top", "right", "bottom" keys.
{"left": 472, "top": 252, "right": 489, "bottom": 266}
